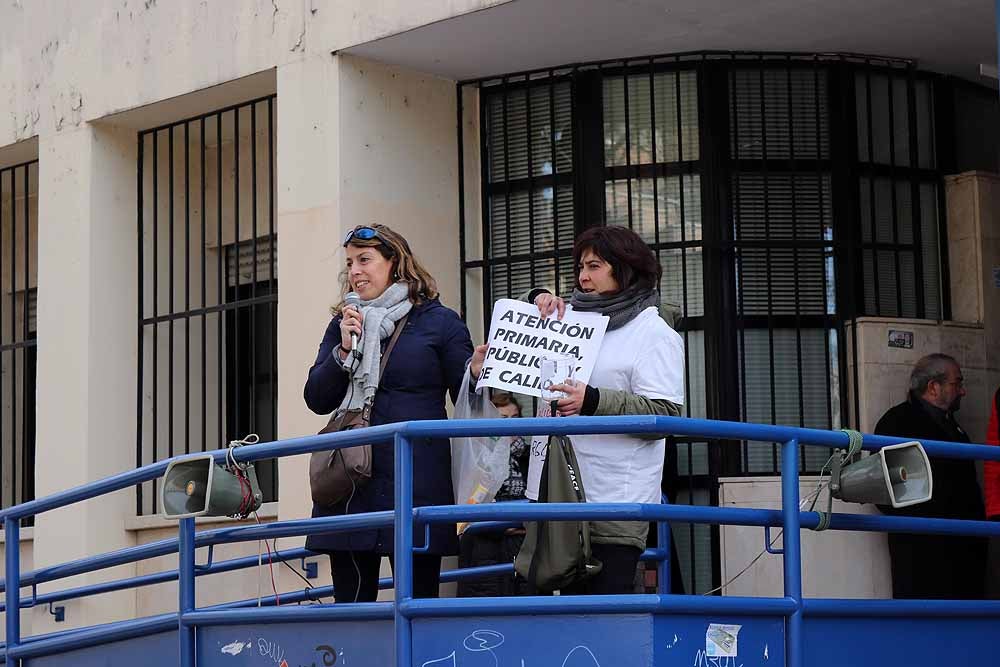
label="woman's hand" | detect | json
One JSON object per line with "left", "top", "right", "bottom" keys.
{"left": 550, "top": 379, "right": 587, "bottom": 416}
{"left": 535, "top": 292, "right": 566, "bottom": 320}
{"left": 339, "top": 306, "right": 364, "bottom": 351}
{"left": 469, "top": 343, "right": 489, "bottom": 379}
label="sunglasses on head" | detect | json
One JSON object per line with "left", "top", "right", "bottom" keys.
{"left": 343, "top": 226, "right": 388, "bottom": 247}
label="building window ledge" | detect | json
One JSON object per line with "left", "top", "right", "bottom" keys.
{"left": 124, "top": 500, "right": 279, "bottom": 532}
{"left": 0, "top": 526, "right": 34, "bottom": 544}
{"left": 848, "top": 316, "right": 984, "bottom": 331}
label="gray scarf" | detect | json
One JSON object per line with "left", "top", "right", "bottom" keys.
{"left": 569, "top": 284, "right": 660, "bottom": 331}
{"left": 339, "top": 281, "right": 412, "bottom": 411}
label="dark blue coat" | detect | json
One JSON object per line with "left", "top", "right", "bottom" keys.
{"left": 303, "top": 298, "right": 472, "bottom": 555}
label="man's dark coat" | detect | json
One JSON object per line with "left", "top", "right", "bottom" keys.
{"left": 874, "top": 396, "right": 986, "bottom": 599}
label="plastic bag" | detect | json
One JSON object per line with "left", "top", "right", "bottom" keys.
{"left": 451, "top": 367, "right": 512, "bottom": 533}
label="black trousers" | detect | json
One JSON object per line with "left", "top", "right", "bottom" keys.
{"left": 457, "top": 530, "right": 528, "bottom": 597}
{"left": 326, "top": 550, "right": 442, "bottom": 603}
{"left": 561, "top": 543, "right": 642, "bottom": 595}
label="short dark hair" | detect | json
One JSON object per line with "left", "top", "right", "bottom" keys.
{"left": 572, "top": 225, "right": 661, "bottom": 292}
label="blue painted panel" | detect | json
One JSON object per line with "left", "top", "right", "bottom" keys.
{"left": 804, "top": 617, "right": 1000, "bottom": 667}
{"left": 413, "top": 615, "right": 653, "bottom": 667}
{"left": 653, "top": 614, "right": 785, "bottom": 667}
{"left": 24, "top": 630, "right": 176, "bottom": 667}
{"left": 198, "top": 620, "right": 393, "bottom": 666}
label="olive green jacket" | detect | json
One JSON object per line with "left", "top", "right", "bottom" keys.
{"left": 589, "top": 390, "right": 680, "bottom": 549}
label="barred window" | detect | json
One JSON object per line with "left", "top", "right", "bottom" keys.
{"left": 466, "top": 61, "right": 714, "bottom": 595}
{"left": 0, "top": 160, "right": 38, "bottom": 515}
{"left": 460, "top": 52, "right": 955, "bottom": 595}
{"left": 729, "top": 66, "right": 839, "bottom": 474}
{"left": 855, "top": 70, "right": 941, "bottom": 319}
{"left": 136, "top": 97, "right": 278, "bottom": 515}
{"left": 599, "top": 66, "right": 712, "bottom": 596}
{"left": 475, "top": 78, "right": 577, "bottom": 317}
{"left": 602, "top": 68, "right": 705, "bottom": 416}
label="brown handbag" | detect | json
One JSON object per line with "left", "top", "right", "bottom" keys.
{"left": 308, "top": 314, "right": 408, "bottom": 508}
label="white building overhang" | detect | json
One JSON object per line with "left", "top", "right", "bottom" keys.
{"left": 341, "top": 0, "right": 998, "bottom": 83}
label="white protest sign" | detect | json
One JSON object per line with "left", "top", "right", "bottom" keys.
{"left": 476, "top": 299, "right": 609, "bottom": 397}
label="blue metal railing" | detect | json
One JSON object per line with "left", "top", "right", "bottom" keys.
{"left": 4, "top": 415, "right": 1000, "bottom": 667}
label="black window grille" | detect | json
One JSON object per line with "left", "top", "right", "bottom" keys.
{"left": 600, "top": 62, "right": 714, "bottom": 595}
{"left": 728, "top": 61, "right": 840, "bottom": 474}
{"left": 854, "top": 66, "right": 942, "bottom": 319}
{"left": 464, "top": 73, "right": 577, "bottom": 325}
{"left": 0, "top": 160, "right": 37, "bottom": 518}
{"left": 136, "top": 96, "right": 278, "bottom": 515}
{"left": 460, "top": 51, "right": 954, "bottom": 596}
{"left": 464, "top": 58, "right": 717, "bottom": 596}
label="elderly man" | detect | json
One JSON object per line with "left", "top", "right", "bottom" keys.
{"left": 874, "top": 353, "right": 986, "bottom": 599}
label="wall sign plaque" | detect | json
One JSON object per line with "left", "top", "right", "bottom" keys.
{"left": 888, "top": 329, "right": 914, "bottom": 349}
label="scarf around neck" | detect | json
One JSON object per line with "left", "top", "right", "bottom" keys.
{"left": 569, "top": 283, "right": 660, "bottom": 331}
{"left": 339, "top": 281, "right": 412, "bottom": 411}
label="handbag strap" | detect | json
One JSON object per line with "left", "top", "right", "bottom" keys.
{"left": 377, "top": 313, "right": 409, "bottom": 381}
{"left": 526, "top": 446, "right": 550, "bottom": 594}
{"left": 527, "top": 406, "right": 560, "bottom": 592}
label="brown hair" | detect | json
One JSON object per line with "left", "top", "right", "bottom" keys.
{"left": 332, "top": 224, "right": 439, "bottom": 313}
{"left": 490, "top": 391, "right": 522, "bottom": 416}
{"left": 572, "top": 225, "right": 661, "bottom": 291}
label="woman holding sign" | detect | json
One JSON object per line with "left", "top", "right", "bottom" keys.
{"left": 471, "top": 225, "right": 684, "bottom": 594}
{"left": 304, "top": 224, "right": 473, "bottom": 602}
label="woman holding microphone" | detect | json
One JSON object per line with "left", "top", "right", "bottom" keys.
{"left": 304, "top": 224, "right": 473, "bottom": 602}
{"left": 470, "top": 225, "right": 684, "bottom": 594}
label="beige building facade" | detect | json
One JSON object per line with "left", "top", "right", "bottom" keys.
{"left": 1, "top": 0, "right": 998, "bottom": 641}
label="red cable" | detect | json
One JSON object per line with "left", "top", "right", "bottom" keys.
{"left": 234, "top": 470, "right": 254, "bottom": 518}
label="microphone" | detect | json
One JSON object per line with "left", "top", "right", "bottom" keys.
{"left": 345, "top": 292, "right": 361, "bottom": 351}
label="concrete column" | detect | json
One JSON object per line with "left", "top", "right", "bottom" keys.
{"left": 945, "top": 171, "right": 1000, "bottom": 429}
{"left": 946, "top": 171, "right": 1000, "bottom": 389}
{"left": 274, "top": 53, "right": 460, "bottom": 595}
{"left": 336, "top": 54, "right": 462, "bottom": 310}
{"left": 275, "top": 53, "right": 352, "bottom": 595}
{"left": 31, "top": 123, "right": 138, "bottom": 633}
{"left": 275, "top": 54, "right": 343, "bottom": 569}
{"left": 946, "top": 170, "right": 1000, "bottom": 599}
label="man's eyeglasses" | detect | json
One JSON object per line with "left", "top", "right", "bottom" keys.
{"left": 936, "top": 377, "right": 964, "bottom": 389}
{"left": 343, "top": 226, "right": 386, "bottom": 247}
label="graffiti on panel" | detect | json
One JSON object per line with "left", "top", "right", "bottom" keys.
{"left": 218, "top": 636, "right": 340, "bottom": 666}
